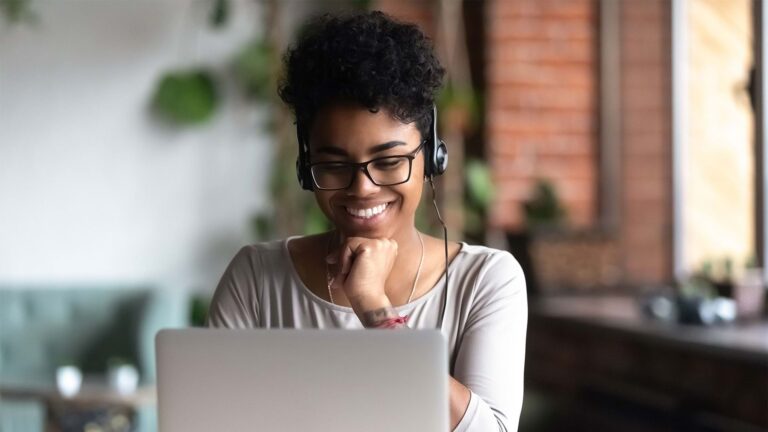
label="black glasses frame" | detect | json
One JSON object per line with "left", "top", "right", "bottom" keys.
{"left": 308, "top": 141, "right": 425, "bottom": 191}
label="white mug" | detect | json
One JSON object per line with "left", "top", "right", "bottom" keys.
{"left": 56, "top": 365, "right": 82, "bottom": 398}
{"left": 108, "top": 364, "right": 139, "bottom": 395}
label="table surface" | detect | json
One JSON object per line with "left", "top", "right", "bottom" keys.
{"left": 531, "top": 295, "right": 768, "bottom": 362}
{"left": 0, "top": 376, "right": 156, "bottom": 408}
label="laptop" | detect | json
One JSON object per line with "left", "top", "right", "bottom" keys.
{"left": 155, "top": 328, "right": 448, "bottom": 432}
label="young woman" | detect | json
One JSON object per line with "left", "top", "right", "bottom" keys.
{"left": 208, "top": 10, "right": 527, "bottom": 431}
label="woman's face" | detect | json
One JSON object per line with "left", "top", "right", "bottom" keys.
{"left": 308, "top": 103, "right": 425, "bottom": 239}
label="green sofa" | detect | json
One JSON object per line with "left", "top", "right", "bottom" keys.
{"left": 0, "top": 286, "right": 189, "bottom": 432}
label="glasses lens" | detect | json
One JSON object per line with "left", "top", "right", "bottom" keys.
{"left": 368, "top": 156, "right": 412, "bottom": 186}
{"left": 311, "top": 163, "right": 355, "bottom": 190}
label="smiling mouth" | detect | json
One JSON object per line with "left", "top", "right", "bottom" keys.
{"left": 344, "top": 202, "right": 391, "bottom": 219}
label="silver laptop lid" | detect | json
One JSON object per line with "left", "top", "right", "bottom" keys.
{"left": 156, "top": 328, "right": 448, "bottom": 432}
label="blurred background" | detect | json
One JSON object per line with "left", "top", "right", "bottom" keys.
{"left": 0, "top": 0, "right": 766, "bottom": 431}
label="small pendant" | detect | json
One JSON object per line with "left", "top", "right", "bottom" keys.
{"left": 326, "top": 273, "right": 335, "bottom": 304}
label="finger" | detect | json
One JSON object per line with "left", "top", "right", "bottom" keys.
{"left": 389, "top": 239, "right": 399, "bottom": 256}
{"left": 339, "top": 242, "right": 356, "bottom": 276}
{"left": 325, "top": 232, "right": 347, "bottom": 275}
{"left": 329, "top": 273, "right": 344, "bottom": 291}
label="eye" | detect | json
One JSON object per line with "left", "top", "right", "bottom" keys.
{"left": 372, "top": 158, "right": 404, "bottom": 170}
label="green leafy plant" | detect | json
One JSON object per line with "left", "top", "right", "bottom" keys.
{"left": 679, "top": 277, "right": 716, "bottom": 299}
{"left": 437, "top": 83, "right": 482, "bottom": 135}
{"left": 232, "top": 39, "right": 274, "bottom": 100}
{"left": 0, "top": 0, "right": 36, "bottom": 25}
{"left": 523, "top": 178, "right": 566, "bottom": 229}
{"left": 464, "top": 158, "right": 494, "bottom": 239}
{"left": 56, "top": 358, "right": 79, "bottom": 368}
{"left": 190, "top": 295, "right": 211, "bottom": 327}
{"left": 151, "top": 70, "right": 218, "bottom": 125}
{"left": 209, "top": 0, "right": 229, "bottom": 29}
{"left": 303, "top": 201, "right": 332, "bottom": 235}
{"left": 106, "top": 357, "right": 133, "bottom": 368}
{"left": 250, "top": 212, "right": 275, "bottom": 241}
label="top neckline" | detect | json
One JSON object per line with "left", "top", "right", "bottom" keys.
{"left": 281, "top": 235, "right": 467, "bottom": 314}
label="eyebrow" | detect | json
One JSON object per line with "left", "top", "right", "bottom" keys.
{"left": 315, "top": 141, "right": 407, "bottom": 156}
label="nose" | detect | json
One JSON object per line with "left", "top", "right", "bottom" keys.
{"left": 346, "top": 166, "right": 380, "bottom": 196}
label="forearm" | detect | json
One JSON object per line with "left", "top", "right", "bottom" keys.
{"left": 354, "top": 297, "right": 472, "bottom": 430}
{"left": 449, "top": 375, "right": 472, "bottom": 430}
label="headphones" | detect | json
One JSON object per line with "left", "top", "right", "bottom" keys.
{"left": 295, "top": 105, "right": 448, "bottom": 190}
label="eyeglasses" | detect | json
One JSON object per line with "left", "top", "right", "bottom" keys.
{"left": 309, "top": 142, "right": 425, "bottom": 191}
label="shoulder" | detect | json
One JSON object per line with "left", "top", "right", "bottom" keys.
{"left": 457, "top": 244, "right": 524, "bottom": 281}
{"left": 453, "top": 243, "right": 526, "bottom": 299}
{"left": 210, "top": 240, "right": 291, "bottom": 328}
{"left": 455, "top": 244, "right": 527, "bottom": 326}
{"left": 222, "top": 238, "right": 293, "bottom": 279}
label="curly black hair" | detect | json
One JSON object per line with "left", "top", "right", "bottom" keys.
{"left": 278, "top": 10, "right": 445, "bottom": 141}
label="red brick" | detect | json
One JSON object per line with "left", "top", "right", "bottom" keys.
{"left": 489, "top": 39, "right": 595, "bottom": 65}
{"left": 492, "top": 86, "right": 594, "bottom": 110}
{"left": 374, "top": 0, "right": 435, "bottom": 36}
{"left": 489, "top": 111, "right": 595, "bottom": 135}
{"left": 623, "top": 156, "right": 670, "bottom": 180}
{"left": 489, "top": 17, "right": 593, "bottom": 42}
{"left": 495, "top": 178, "right": 537, "bottom": 201}
{"left": 623, "top": 175, "right": 669, "bottom": 194}
{"left": 536, "top": 151, "right": 595, "bottom": 169}
{"left": 488, "top": 63, "right": 595, "bottom": 87}
{"left": 492, "top": 0, "right": 594, "bottom": 20}
{"left": 620, "top": 0, "right": 666, "bottom": 22}
{"left": 490, "top": 201, "right": 525, "bottom": 229}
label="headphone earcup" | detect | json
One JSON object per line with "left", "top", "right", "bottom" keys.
{"left": 434, "top": 140, "right": 448, "bottom": 175}
{"left": 296, "top": 157, "right": 313, "bottom": 191}
{"left": 425, "top": 105, "right": 447, "bottom": 178}
{"left": 295, "top": 121, "right": 314, "bottom": 191}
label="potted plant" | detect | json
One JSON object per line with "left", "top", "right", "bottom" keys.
{"left": 507, "top": 178, "right": 567, "bottom": 296}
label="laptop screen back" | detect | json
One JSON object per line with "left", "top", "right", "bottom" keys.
{"left": 155, "top": 328, "right": 448, "bottom": 432}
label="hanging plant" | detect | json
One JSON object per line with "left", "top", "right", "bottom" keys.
{"left": 232, "top": 38, "right": 274, "bottom": 101}
{"left": 0, "top": 0, "right": 36, "bottom": 25}
{"left": 151, "top": 69, "right": 218, "bottom": 126}
{"left": 208, "top": 0, "right": 229, "bottom": 29}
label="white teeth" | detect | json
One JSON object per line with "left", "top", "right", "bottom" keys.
{"left": 346, "top": 203, "right": 388, "bottom": 219}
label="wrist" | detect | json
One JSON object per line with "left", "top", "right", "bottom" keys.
{"left": 372, "top": 315, "right": 410, "bottom": 329}
{"left": 350, "top": 294, "right": 397, "bottom": 327}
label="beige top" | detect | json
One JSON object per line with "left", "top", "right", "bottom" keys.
{"left": 208, "top": 236, "right": 528, "bottom": 432}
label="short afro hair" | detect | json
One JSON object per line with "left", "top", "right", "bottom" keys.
{"left": 278, "top": 10, "right": 445, "bottom": 141}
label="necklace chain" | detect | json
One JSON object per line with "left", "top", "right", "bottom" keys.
{"left": 326, "top": 231, "right": 425, "bottom": 306}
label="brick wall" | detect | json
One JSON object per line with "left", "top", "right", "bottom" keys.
{"left": 484, "top": 0, "right": 673, "bottom": 286}
{"left": 486, "top": 0, "right": 599, "bottom": 229}
{"left": 377, "top": 0, "right": 674, "bottom": 287}
{"left": 374, "top": 0, "right": 435, "bottom": 37}
{"left": 619, "top": 0, "right": 673, "bottom": 285}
